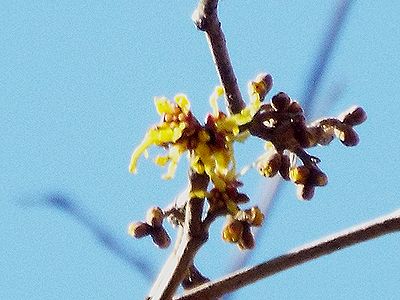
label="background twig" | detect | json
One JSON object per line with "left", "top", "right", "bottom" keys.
{"left": 20, "top": 193, "right": 155, "bottom": 280}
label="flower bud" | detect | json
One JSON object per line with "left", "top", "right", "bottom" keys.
{"left": 248, "top": 206, "right": 264, "bottom": 227}
{"left": 146, "top": 206, "right": 164, "bottom": 227}
{"left": 289, "top": 166, "right": 310, "bottom": 185}
{"left": 309, "top": 168, "right": 328, "bottom": 187}
{"left": 340, "top": 106, "right": 367, "bottom": 126}
{"left": 251, "top": 73, "right": 273, "bottom": 101}
{"left": 128, "top": 222, "right": 152, "bottom": 238}
{"left": 222, "top": 218, "right": 243, "bottom": 243}
{"left": 238, "top": 224, "right": 255, "bottom": 250}
{"left": 287, "top": 101, "right": 304, "bottom": 114}
{"left": 335, "top": 127, "right": 359, "bottom": 147}
{"left": 271, "top": 92, "right": 291, "bottom": 111}
{"left": 151, "top": 226, "right": 171, "bottom": 248}
{"left": 297, "top": 184, "right": 315, "bottom": 200}
{"left": 234, "top": 192, "right": 250, "bottom": 204}
{"left": 258, "top": 153, "right": 282, "bottom": 177}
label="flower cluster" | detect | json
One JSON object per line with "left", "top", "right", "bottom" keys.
{"left": 128, "top": 73, "right": 366, "bottom": 249}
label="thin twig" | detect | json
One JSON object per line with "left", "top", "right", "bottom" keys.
{"left": 192, "top": 0, "right": 245, "bottom": 114}
{"left": 176, "top": 209, "right": 400, "bottom": 299}
{"left": 147, "top": 172, "right": 210, "bottom": 300}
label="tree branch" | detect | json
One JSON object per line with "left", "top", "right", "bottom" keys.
{"left": 192, "top": 0, "right": 245, "bottom": 114}
{"left": 176, "top": 209, "right": 400, "bottom": 299}
{"left": 147, "top": 172, "right": 210, "bottom": 300}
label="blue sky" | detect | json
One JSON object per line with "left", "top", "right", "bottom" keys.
{"left": 1, "top": 1, "right": 399, "bottom": 299}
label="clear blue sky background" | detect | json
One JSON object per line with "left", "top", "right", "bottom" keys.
{"left": 1, "top": 1, "right": 399, "bottom": 299}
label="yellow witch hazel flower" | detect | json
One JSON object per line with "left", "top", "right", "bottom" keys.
{"left": 129, "top": 81, "right": 270, "bottom": 186}
{"left": 129, "top": 94, "right": 194, "bottom": 177}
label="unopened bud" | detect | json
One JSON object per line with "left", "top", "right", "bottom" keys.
{"left": 238, "top": 224, "right": 255, "bottom": 250}
{"left": 151, "top": 226, "right": 171, "bottom": 248}
{"left": 289, "top": 166, "right": 310, "bottom": 185}
{"left": 128, "top": 222, "right": 152, "bottom": 238}
{"left": 258, "top": 153, "right": 282, "bottom": 177}
{"left": 340, "top": 106, "right": 367, "bottom": 126}
{"left": 234, "top": 192, "right": 250, "bottom": 204}
{"left": 287, "top": 101, "right": 304, "bottom": 114}
{"left": 222, "top": 218, "right": 243, "bottom": 243}
{"left": 251, "top": 73, "right": 273, "bottom": 101}
{"left": 309, "top": 168, "right": 328, "bottom": 187}
{"left": 248, "top": 206, "right": 264, "bottom": 227}
{"left": 297, "top": 184, "right": 315, "bottom": 200}
{"left": 146, "top": 206, "right": 164, "bottom": 227}
{"left": 335, "top": 127, "right": 359, "bottom": 147}
{"left": 271, "top": 92, "right": 291, "bottom": 111}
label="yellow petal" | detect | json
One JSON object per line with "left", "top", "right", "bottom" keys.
{"left": 174, "top": 94, "right": 190, "bottom": 114}
{"left": 129, "top": 133, "right": 154, "bottom": 173}
{"left": 154, "top": 97, "right": 174, "bottom": 115}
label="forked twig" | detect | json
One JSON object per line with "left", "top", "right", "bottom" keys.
{"left": 147, "top": 172, "right": 209, "bottom": 300}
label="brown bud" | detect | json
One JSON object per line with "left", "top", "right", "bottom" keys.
{"left": 297, "top": 184, "right": 315, "bottom": 200}
{"left": 271, "top": 92, "right": 291, "bottom": 111}
{"left": 340, "top": 106, "right": 367, "bottom": 126}
{"left": 234, "top": 192, "right": 250, "bottom": 204}
{"left": 248, "top": 206, "right": 264, "bottom": 227}
{"left": 287, "top": 101, "right": 304, "bottom": 114}
{"left": 309, "top": 168, "right": 328, "bottom": 187}
{"left": 146, "top": 206, "right": 164, "bottom": 227}
{"left": 335, "top": 127, "right": 359, "bottom": 147}
{"left": 128, "top": 222, "right": 152, "bottom": 238}
{"left": 222, "top": 218, "right": 243, "bottom": 243}
{"left": 151, "top": 226, "right": 171, "bottom": 248}
{"left": 238, "top": 224, "right": 255, "bottom": 250}
{"left": 258, "top": 153, "right": 282, "bottom": 177}
{"left": 289, "top": 166, "right": 310, "bottom": 185}
{"left": 252, "top": 73, "right": 273, "bottom": 101}
{"left": 279, "top": 154, "right": 291, "bottom": 180}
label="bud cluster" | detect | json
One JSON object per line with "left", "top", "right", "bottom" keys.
{"left": 128, "top": 206, "right": 171, "bottom": 248}
{"left": 221, "top": 206, "right": 264, "bottom": 250}
{"left": 247, "top": 80, "right": 366, "bottom": 200}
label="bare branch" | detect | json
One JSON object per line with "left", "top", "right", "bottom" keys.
{"left": 176, "top": 209, "right": 400, "bottom": 299}
{"left": 192, "top": 0, "right": 245, "bottom": 114}
{"left": 147, "top": 172, "right": 210, "bottom": 300}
